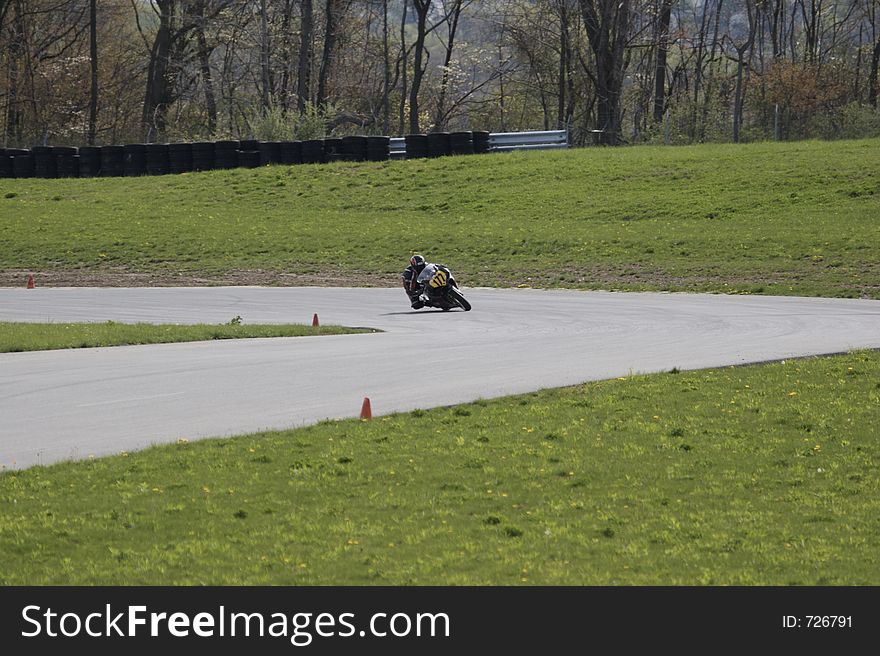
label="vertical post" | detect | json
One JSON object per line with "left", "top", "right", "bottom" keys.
{"left": 664, "top": 109, "right": 670, "bottom": 145}
{"left": 774, "top": 104, "right": 779, "bottom": 141}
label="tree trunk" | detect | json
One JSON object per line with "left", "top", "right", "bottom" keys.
{"left": 88, "top": 0, "right": 98, "bottom": 145}
{"left": 398, "top": 0, "right": 408, "bottom": 134}
{"left": 195, "top": 4, "right": 217, "bottom": 134}
{"left": 317, "top": 0, "right": 341, "bottom": 110}
{"left": 260, "top": 0, "right": 270, "bottom": 109}
{"left": 4, "top": 0, "right": 24, "bottom": 143}
{"left": 557, "top": 0, "right": 569, "bottom": 129}
{"left": 297, "top": 0, "right": 313, "bottom": 113}
{"left": 732, "top": 0, "right": 757, "bottom": 143}
{"left": 579, "top": 0, "right": 631, "bottom": 145}
{"left": 434, "top": 0, "right": 462, "bottom": 130}
{"left": 142, "top": 0, "right": 174, "bottom": 140}
{"left": 653, "top": 0, "right": 673, "bottom": 124}
{"left": 382, "top": 0, "right": 390, "bottom": 134}
{"left": 870, "top": 37, "right": 880, "bottom": 108}
{"left": 409, "top": 0, "right": 431, "bottom": 134}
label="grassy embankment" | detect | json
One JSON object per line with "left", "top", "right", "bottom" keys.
{"left": 1, "top": 350, "right": 878, "bottom": 585}
{"left": 1, "top": 140, "right": 878, "bottom": 584}
{"left": 1, "top": 139, "right": 878, "bottom": 297}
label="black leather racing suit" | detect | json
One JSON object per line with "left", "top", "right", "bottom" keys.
{"left": 401, "top": 263, "right": 453, "bottom": 308}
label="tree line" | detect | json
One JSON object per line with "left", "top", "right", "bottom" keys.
{"left": 1, "top": 0, "right": 878, "bottom": 148}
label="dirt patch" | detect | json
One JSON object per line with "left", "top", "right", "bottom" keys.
{"left": 0, "top": 269, "right": 401, "bottom": 289}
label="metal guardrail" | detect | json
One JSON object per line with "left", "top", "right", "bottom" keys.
{"left": 489, "top": 130, "right": 568, "bottom": 150}
{"left": 389, "top": 129, "right": 568, "bottom": 157}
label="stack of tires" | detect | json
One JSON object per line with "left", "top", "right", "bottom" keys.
{"left": 145, "top": 143, "right": 170, "bottom": 175}
{"left": 123, "top": 144, "right": 147, "bottom": 176}
{"left": 426, "top": 132, "right": 451, "bottom": 158}
{"left": 2, "top": 148, "right": 28, "bottom": 177}
{"left": 237, "top": 149, "right": 260, "bottom": 168}
{"left": 54, "top": 146, "right": 79, "bottom": 177}
{"left": 258, "top": 141, "right": 283, "bottom": 166}
{"left": 0, "top": 149, "right": 12, "bottom": 178}
{"left": 191, "top": 142, "right": 215, "bottom": 171}
{"left": 214, "top": 140, "right": 239, "bottom": 169}
{"left": 100, "top": 145, "right": 124, "bottom": 177}
{"left": 323, "top": 137, "right": 343, "bottom": 161}
{"left": 32, "top": 146, "right": 57, "bottom": 178}
{"left": 404, "top": 134, "right": 428, "bottom": 159}
{"left": 0, "top": 129, "right": 492, "bottom": 179}
{"left": 301, "top": 139, "right": 325, "bottom": 164}
{"left": 78, "top": 146, "right": 101, "bottom": 177}
{"left": 13, "top": 152, "right": 35, "bottom": 178}
{"left": 168, "top": 143, "right": 193, "bottom": 173}
{"left": 280, "top": 141, "right": 302, "bottom": 165}
{"left": 472, "top": 130, "right": 491, "bottom": 154}
{"left": 366, "top": 136, "right": 390, "bottom": 162}
{"left": 340, "top": 136, "right": 368, "bottom": 162}
{"left": 450, "top": 131, "right": 474, "bottom": 155}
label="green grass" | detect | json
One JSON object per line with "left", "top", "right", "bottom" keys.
{"left": 0, "top": 321, "right": 376, "bottom": 352}
{"left": 2, "top": 139, "right": 879, "bottom": 297}
{"left": 2, "top": 350, "right": 877, "bottom": 585}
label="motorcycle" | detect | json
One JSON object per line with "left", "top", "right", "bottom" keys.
{"left": 415, "top": 263, "right": 472, "bottom": 311}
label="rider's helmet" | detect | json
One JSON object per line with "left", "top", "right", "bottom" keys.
{"left": 410, "top": 254, "right": 426, "bottom": 272}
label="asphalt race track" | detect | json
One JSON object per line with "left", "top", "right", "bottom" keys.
{"left": 2, "top": 286, "right": 879, "bottom": 470}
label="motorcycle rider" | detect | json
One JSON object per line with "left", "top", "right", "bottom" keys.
{"left": 401, "top": 254, "right": 454, "bottom": 309}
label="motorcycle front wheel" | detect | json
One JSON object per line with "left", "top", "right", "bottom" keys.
{"left": 448, "top": 287, "right": 472, "bottom": 311}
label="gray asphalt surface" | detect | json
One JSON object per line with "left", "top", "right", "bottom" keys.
{"left": 2, "top": 286, "right": 879, "bottom": 470}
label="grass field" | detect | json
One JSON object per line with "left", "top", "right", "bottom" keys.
{"left": 0, "top": 321, "right": 375, "bottom": 352}
{"left": 2, "top": 139, "right": 878, "bottom": 586}
{"left": 1, "top": 139, "right": 879, "bottom": 297}
{"left": 1, "top": 350, "right": 877, "bottom": 585}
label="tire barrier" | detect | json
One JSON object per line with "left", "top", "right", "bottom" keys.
{"left": 32, "top": 146, "right": 57, "bottom": 178}
{"left": 472, "top": 130, "right": 491, "bottom": 154}
{"left": 0, "top": 152, "right": 12, "bottom": 178}
{"left": 323, "top": 137, "right": 343, "bottom": 162}
{"left": 100, "top": 145, "right": 124, "bottom": 177}
{"left": 169, "top": 142, "right": 193, "bottom": 174}
{"left": 301, "top": 139, "right": 325, "bottom": 164}
{"left": 341, "top": 135, "right": 368, "bottom": 162}
{"left": 54, "top": 146, "right": 79, "bottom": 178}
{"left": 427, "top": 132, "right": 451, "bottom": 158}
{"left": 145, "top": 143, "right": 170, "bottom": 176}
{"left": 13, "top": 154, "right": 35, "bottom": 178}
{"left": 237, "top": 150, "right": 261, "bottom": 168}
{"left": 214, "top": 140, "right": 239, "bottom": 169}
{"left": 258, "top": 141, "right": 282, "bottom": 166}
{"left": 191, "top": 142, "right": 215, "bottom": 172}
{"left": 450, "top": 131, "right": 474, "bottom": 155}
{"left": 78, "top": 146, "right": 101, "bottom": 177}
{"left": 1, "top": 129, "right": 522, "bottom": 178}
{"left": 404, "top": 134, "right": 428, "bottom": 159}
{"left": 366, "top": 136, "right": 390, "bottom": 162}
{"left": 123, "top": 144, "right": 147, "bottom": 176}
{"left": 280, "top": 140, "right": 302, "bottom": 165}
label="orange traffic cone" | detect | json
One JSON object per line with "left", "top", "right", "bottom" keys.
{"left": 26, "top": 274, "right": 35, "bottom": 289}
{"left": 360, "top": 397, "right": 372, "bottom": 420}
{"left": 312, "top": 313, "right": 320, "bottom": 327}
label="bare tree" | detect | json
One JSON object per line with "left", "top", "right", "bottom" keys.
{"left": 653, "top": 0, "right": 674, "bottom": 123}
{"left": 732, "top": 0, "right": 759, "bottom": 142}
{"left": 88, "top": 0, "right": 97, "bottom": 145}
{"left": 298, "top": 0, "right": 314, "bottom": 113}
{"left": 579, "top": 0, "right": 632, "bottom": 144}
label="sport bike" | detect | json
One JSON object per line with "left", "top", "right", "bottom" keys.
{"left": 415, "top": 263, "right": 472, "bottom": 311}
